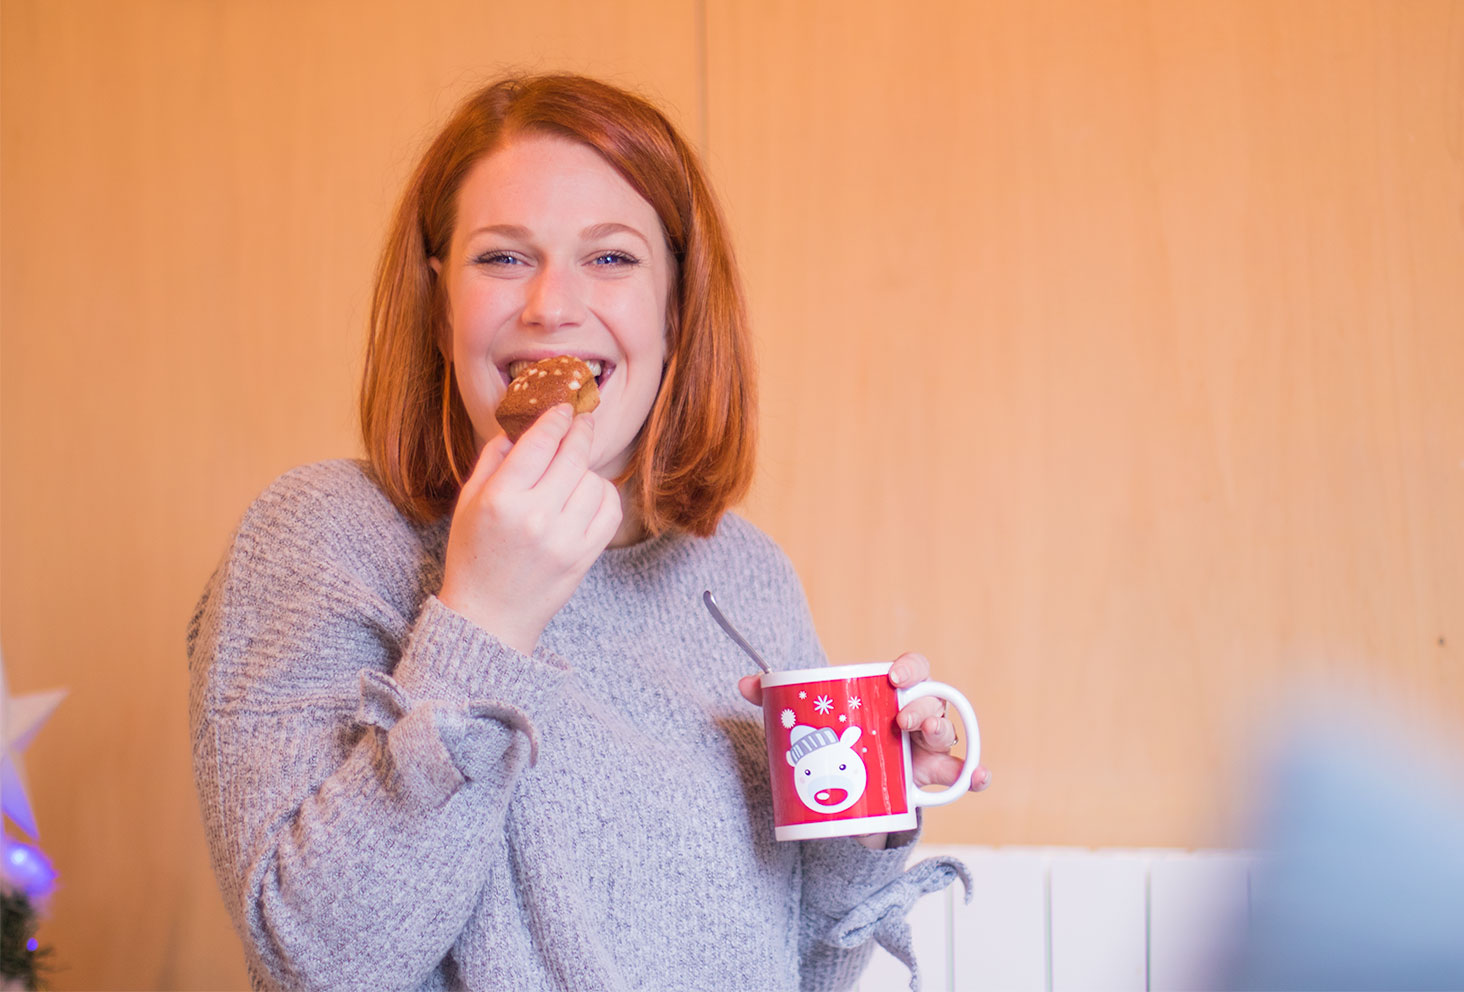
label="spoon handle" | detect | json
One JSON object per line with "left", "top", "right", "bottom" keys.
{"left": 702, "top": 590, "right": 772, "bottom": 674}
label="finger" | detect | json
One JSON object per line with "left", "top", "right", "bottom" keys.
{"left": 912, "top": 713, "right": 959, "bottom": 752}
{"left": 897, "top": 695, "right": 946, "bottom": 733}
{"left": 737, "top": 675, "right": 764, "bottom": 706}
{"left": 582, "top": 476, "right": 623, "bottom": 551}
{"left": 911, "top": 750, "right": 963, "bottom": 789}
{"left": 888, "top": 651, "right": 930, "bottom": 687}
{"left": 912, "top": 750, "right": 992, "bottom": 792}
{"left": 534, "top": 414, "right": 596, "bottom": 509}
{"left": 493, "top": 404, "right": 575, "bottom": 490}
{"left": 559, "top": 452, "right": 611, "bottom": 533}
{"left": 461, "top": 433, "right": 514, "bottom": 496}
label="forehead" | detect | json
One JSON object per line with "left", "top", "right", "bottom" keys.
{"left": 454, "top": 133, "right": 662, "bottom": 235}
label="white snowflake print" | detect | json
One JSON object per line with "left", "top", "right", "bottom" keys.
{"left": 781, "top": 708, "right": 797, "bottom": 729}
{"left": 813, "top": 694, "right": 834, "bottom": 715}
{"left": 848, "top": 696, "right": 862, "bottom": 710}
{"left": 799, "top": 691, "right": 807, "bottom": 699}
{"left": 839, "top": 714, "right": 847, "bottom": 723}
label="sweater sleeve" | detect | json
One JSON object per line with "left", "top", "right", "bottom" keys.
{"left": 798, "top": 831, "right": 973, "bottom": 992}
{"left": 742, "top": 525, "right": 969, "bottom": 992}
{"left": 187, "top": 465, "right": 564, "bottom": 991}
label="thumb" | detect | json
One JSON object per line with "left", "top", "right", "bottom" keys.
{"left": 737, "top": 675, "right": 765, "bottom": 707}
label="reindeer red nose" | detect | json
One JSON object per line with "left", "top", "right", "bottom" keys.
{"left": 814, "top": 788, "right": 849, "bottom": 806}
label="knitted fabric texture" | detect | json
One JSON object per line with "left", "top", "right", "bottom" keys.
{"left": 188, "top": 460, "right": 962, "bottom": 991}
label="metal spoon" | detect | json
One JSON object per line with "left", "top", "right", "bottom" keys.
{"left": 702, "top": 590, "right": 772, "bottom": 673}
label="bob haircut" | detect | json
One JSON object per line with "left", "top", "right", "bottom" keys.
{"left": 360, "top": 74, "right": 755, "bottom": 537}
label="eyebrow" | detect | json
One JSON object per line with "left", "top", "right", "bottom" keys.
{"left": 464, "top": 224, "right": 532, "bottom": 241}
{"left": 463, "top": 222, "right": 653, "bottom": 252}
{"left": 580, "top": 222, "right": 653, "bottom": 251}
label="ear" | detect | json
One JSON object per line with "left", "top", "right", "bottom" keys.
{"left": 840, "top": 727, "right": 862, "bottom": 747}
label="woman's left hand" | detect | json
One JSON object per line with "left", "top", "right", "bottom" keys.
{"left": 880, "top": 652, "right": 990, "bottom": 793}
{"left": 736, "top": 650, "right": 991, "bottom": 833}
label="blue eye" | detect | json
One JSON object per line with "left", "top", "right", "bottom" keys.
{"left": 591, "top": 251, "right": 639, "bottom": 266}
{"left": 474, "top": 251, "right": 524, "bottom": 266}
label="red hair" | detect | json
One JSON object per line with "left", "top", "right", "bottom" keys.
{"left": 360, "top": 74, "right": 755, "bottom": 537}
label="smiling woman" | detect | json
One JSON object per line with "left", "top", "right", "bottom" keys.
{"left": 186, "top": 72, "right": 983, "bottom": 992}
{"left": 361, "top": 75, "right": 755, "bottom": 539}
{"left": 432, "top": 134, "right": 672, "bottom": 486}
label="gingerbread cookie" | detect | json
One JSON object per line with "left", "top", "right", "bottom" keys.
{"left": 495, "top": 355, "right": 602, "bottom": 441}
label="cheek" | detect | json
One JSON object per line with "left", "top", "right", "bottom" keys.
{"left": 449, "top": 282, "right": 519, "bottom": 346}
{"left": 629, "top": 293, "right": 671, "bottom": 367}
{"left": 450, "top": 357, "right": 508, "bottom": 443}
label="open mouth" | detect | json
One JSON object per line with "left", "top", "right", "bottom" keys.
{"left": 504, "top": 358, "right": 611, "bottom": 389}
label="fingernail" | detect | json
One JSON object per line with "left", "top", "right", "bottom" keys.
{"left": 975, "top": 770, "right": 993, "bottom": 792}
{"left": 890, "top": 664, "right": 906, "bottom": 685}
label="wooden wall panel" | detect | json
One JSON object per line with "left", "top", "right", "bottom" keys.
{"left": 0, "top": 2, "right": 700, "bottom": 988}
{"left": 707, "top": 0, "right": 1464, "bottom": 848}
{"left": 3, "top": 0, "right": 1462, "bottom": 988}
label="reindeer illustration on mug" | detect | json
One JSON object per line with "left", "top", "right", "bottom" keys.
{"left": 786, "top": 724, "right": 868, "bottom": 814}
{"left": 761, "top": 662, "right": 981, "bottom": 841}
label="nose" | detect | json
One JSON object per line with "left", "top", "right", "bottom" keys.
{"left": 814, "top": 788, "right": 849, "bottom": 807}
{"left": 521, "top": 262, "right": 586, "bottom": 332}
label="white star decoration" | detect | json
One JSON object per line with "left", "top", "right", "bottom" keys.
{"left": 1, "top": 650, "right": 66, "bottom": 840}
{"left": 813, "top": 694, "right": 834, "bottom": 714}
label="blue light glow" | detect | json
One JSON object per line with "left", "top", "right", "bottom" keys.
{"left": 0, "top": 836, "right": 57, "bottom": 898}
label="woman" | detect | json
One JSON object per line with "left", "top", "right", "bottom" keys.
{"left": 189, "top": 74, "right": 986, "bottom": 991}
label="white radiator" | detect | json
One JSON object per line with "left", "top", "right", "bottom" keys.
{"left": 857, "top": 845, "right": 1257, "bottom": 992}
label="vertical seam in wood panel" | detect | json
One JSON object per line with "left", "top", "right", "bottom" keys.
{"left": 695, "top": 0, "right": 709, "bottom": 154}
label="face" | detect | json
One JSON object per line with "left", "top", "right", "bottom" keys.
{"left": 434, "top": 133, "right": 674, "bottom": 478}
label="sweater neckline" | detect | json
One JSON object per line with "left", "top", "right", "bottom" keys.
{"left": 421, "top": 508, "right": 693, "bottom": 579}
{"left": 592, "top": 527, "right": 687, "bottom": 578}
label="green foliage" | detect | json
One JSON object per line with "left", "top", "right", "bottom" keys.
{"left": 0, "top": 889, "right": 51, "bottom": 991}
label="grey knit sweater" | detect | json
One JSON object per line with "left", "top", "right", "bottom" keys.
{"left": 188, "top": 460, "right": 966, "bottom": 991}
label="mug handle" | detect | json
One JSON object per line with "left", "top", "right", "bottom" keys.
{"left": 896, "top": 682, "right": 981, "bottom": 808}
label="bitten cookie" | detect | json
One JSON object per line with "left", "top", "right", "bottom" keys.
{"left": 495, "top": 355, "right": 602, "bottom": 441}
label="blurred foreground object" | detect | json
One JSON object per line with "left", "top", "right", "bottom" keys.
{"left": 1225, "top": 693, "right": 1464, "bottom": 990}
{"left": 1, "top": 650, "right": 67, "bottom": 841}
{"left": 1, "top": 886, "right": 53, "bottom": 990}
{"left": 0, "top": 649, "right": 63, "bottom": 989}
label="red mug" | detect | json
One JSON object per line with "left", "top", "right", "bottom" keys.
{"left": 760, "top": 662, "right": 981, "bottom": 841}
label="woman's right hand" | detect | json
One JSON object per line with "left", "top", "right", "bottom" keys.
{"left": 437, "top": 403, "right": 623, "bottom": 654}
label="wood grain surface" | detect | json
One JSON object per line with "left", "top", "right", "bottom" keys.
{"left": 2, "top": 1, "right": 1460, "bottom": 987}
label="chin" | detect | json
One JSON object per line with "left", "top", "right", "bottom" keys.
{"left": 592, "top": 441, "right": 636, "bottom": 480}
{"left": 593, "top": 458, "right": 630, "bottom": 481}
